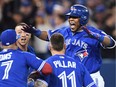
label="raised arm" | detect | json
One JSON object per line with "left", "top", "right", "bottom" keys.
{"left": 21, "top": 24, "right": 48, "bottom": 40}
{"left": 82, "top": 26, "right": 116, "bottom": 48}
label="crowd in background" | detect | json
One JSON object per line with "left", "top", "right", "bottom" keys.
{"left": 0, "top": 0, "right": 115, "bottom": 59}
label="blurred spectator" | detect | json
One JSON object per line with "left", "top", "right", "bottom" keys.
{"left": 44, "top": 0, "right": 57, "bottom": 15}
{"left": 12, "top": 11, "right": 23, "bottom": 25}
{"left": 53, "top": 14, "right": 68, "bottom": 29}
{"left": 0, "top": 0, "right": 20, "bottom": 31}
{"left": 77, "top": 0, "right": 87, "bottom": 5}
{"left": 0, "top": 0, "right": 5, "bottom": 32}
{"left": 62, "top": 0, "right": 71, "bottom": 13}
{"left": 86, "top": 0, "right": 96, "bottom": 10}
{"left": 0, "top": 0, "right": 5, "bottom": 22}
{"left": 33, "top": 11, "right": 53, "bottom": 59}
{"left": 95, "top": 0, "right": 103, "bottom": 6}
{"left": 51, "top": 4, "right": 69, "bottom": 28}
{"left": 19, "top": 0, "right": 36, "bottom": 25}
{"left": 101, "top": 6, "right": 116, "bottom": 58}
{"left": 93, "top": 5, "right": 106, "bottom": 29}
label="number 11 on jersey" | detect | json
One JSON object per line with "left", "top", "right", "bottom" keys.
{"left": 58, "top": 71, "right": 76, "bottom": 87}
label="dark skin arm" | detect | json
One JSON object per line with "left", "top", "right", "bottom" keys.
{"left": 39, "top": 31, "right": 48, "bottom": 40}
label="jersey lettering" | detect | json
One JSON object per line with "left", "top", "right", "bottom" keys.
{"left": 53, "top": 60, "right": 76, "bottom": 68}
{"left": 66, "top": 39, "right": 88, "bottom": 49}
{"left": 0, "top": 52, "right": 12, "bottom": 61}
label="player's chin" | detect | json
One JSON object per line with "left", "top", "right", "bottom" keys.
{"left": 71, "top": 28, "right": 77, "bottom": 33}
{"left": 20, "top": 42, "right": 27, "bottom": 46}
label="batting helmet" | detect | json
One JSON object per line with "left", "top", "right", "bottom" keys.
{"left": 66, "top": 4, "right": 89, "bottom": 26}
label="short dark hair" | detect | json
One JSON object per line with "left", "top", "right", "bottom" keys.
{"left": 16, "top": 22, "right": 27, "bottom": 26}
{"left": 50, "top": 33, "right": 64, "bottom": 51}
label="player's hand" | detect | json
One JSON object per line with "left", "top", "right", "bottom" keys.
{"left": 21, "top": 24, "right": 42, "bottom": 37}
{"left": 35, "top": 79, "right": 48, "bottom": 87}
{"left": 81, "top": 26, "right": 104, "bottom": 42}
{"left": 21, "top": 24, "right": 36, "bottom": 33}
{"left": 28, "top": 71, "right": 40, "bottom": 81}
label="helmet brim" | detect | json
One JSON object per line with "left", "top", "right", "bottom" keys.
{"left": 65, "top": 12, "right": 80, "bottom": 18}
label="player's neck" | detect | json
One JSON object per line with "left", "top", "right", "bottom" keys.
{"left": 76, "top": 26, "right": 83, "bottom": 32}
{"left": 17, "top": 44, "right": 28, "bottom": 51}
{"left": 51, "top": 50, "right": 65, "bottom": 56}
{"left": 3, "top": 44, "right": 18, "bottom": 50}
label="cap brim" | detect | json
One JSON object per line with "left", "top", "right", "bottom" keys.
{"left": 65, "top": 12, "right": 71, "bottom": 16}
{"left": 65, "top": 12, "right": 79, "bottom": 18}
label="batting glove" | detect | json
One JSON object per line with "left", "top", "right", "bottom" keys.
{"left": 82, "top": 26, "right": 104, "bottom": 42}
{"left": 22, "top": 24, "right": 42, "bottom": 37}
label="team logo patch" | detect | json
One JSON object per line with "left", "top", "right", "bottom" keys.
{"left": 71, "top": 7, "right": 77, "bottom": 13}
{"left": 75, "top": 50, "right": 88, "bottom": 61}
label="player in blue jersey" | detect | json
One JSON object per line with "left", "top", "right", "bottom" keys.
{"left": 15, "top": 23, "right": 47, "bottom": 87}
{"left": 15, "top": 23, "right": 35, "bottom": 54}
{"left": 15, "top": 23, "right": 36, "bottom": 87}
{"left": 0, "top": 29, "right": 52, "bottom": 87}
{"left": 42, "top": 33, "right": 96, "bottom": 87}
{"left": 22, "top": 4, "right": 116, "bottom": 87}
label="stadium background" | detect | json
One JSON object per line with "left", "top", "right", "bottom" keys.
{"left": 0, "top": 0, "right": 115, "bottom": 87}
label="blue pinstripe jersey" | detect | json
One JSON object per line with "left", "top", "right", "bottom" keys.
{"left": 0, "top": 49, "right": 45, "bottom": 87}
{"left": 48, "top": 25, "right": 108, "bottom": 73}
{"left": 45, "top": 55, "right": 96, "bottom": 87}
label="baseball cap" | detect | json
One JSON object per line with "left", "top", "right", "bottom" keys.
{"left": 95, "top": 5, "right": 106, "bottom": 13}
{"left": 21, "top": 1, "right": 31, "bottom": 7}
{"left": 0, "top": 29, "right": 20, "bottom": 46}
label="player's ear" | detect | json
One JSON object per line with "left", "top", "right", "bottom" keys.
{"left": 64, "top": 43, "right": 66, "bottom": 50}
{"left": 48, "top": 42, "right": 52, "bottom": 51}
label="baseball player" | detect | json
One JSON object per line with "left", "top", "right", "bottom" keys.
{"left": 22, "top": 4, "right": 116, "bottom": 87}
{"left": 15, "top": 23, "right": 35, "bottom": 54}
{"left": 15, "top": 23, "right": 48, "bottom": 87}
{"left": 15, "top": 23, "right": 37, "bottom": 75}
{"left": 30, "top": 33, "right": 97, "bottom": 87}
{"left": 0, "top": 29, "right": 52, "bottom": 87}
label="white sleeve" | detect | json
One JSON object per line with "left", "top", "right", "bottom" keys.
{"left": 101, "top": 36, "right": 116, "bottom": 49}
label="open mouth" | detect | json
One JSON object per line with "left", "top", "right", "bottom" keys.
{"left": 21, "top": 38, "right": 26, "bottom": 42}
{"left": 70, "top": 21, "right": 76, "bottom": 28}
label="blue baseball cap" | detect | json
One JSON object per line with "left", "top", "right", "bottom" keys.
{"left": 95, "top": 5, "right": 106, "bottom": 13}
{"left": 0, "top": 29, "right": 20, "bottom": 46}
{"left": 21, "top": 1, "right": 31, "bottom": 7}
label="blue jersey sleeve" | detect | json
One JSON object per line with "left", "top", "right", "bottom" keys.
{"left": 43, "top": 57, "right": 53, "bottom": 83}
{"left": 99, "top": 31, "right": 116, "bottom": 49}
{"left": 81, "top": 64, "right": 96, "bottom": 87}
{"left": 87, "top": 25, "right": 116, "bottom": 49}
{"left": 27, "top": 45, "right": 36, "bottom": 55}
{"left": 47, "top": 29, "right": 61, "bottom": 40}
{"left": 27, "top": 45, "right": 36, "bottom": 74}
{"left": 24, "top": 52, "right": 46, "bottom": 72}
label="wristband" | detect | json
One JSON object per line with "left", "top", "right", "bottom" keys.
{"left": 33, "top": 29, "right": 42, "bottom": 37}
{"left": 108, "top": 36, "right": 115, "bottom": 47}
{"left": 91, "top": 33, "right": 104, "bottom": 42}
{"left": 82, "top": 26, "right": 105, "bottom": 42}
